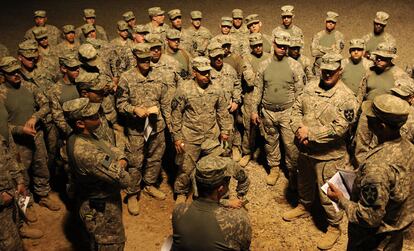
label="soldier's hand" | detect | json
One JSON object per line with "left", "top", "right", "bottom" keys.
{"left": 220, "top": 134, "right": 229, "bottom": 142}
{"left": 227, "top": 198, "right": 243, "bottom": 209}
{"left": 327, "top": 182, "right": 344, "bottom": 203}
{"left": 229, "top": 102, "right": 238, "bottom": 113}
{"left": 22, "top": 125, "right": 36, "bottom": 137}
{"left": 175, "top": 140, "right": 185, "bottom": 154}
{"left": 296, "top": 126, "right": 309, "bottom": 143}
{"left": 251, "top": 113, "right": 261, "bottom": 125}
{"left": 17, "top": 183, "right": 27, "bottom": 196}
{"left": 112, "top": 123, "right": 124, "bottom": 132}
{"left": 118, "top": 159, "right": 128, "bottom": 169}
{"left": 0, "top": 192, "right": 13, "bottom": 205}
{"left": 25, "top": 116, "right": 37, "bottom": 131}
{"left": 134, "top": 107, "right": 149, "bottom": 118}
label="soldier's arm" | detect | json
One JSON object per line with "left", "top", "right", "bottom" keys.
{"left": 28, "top": 83, "right": 50, "bottom": 122}
{"left": 356, "top": 75, "right": 368, "bottom": 107}
{"left": 310, "top": 33, "right": 325, "bottom": 57}
{"left": 49, "top": 91, "right": 72, "bottom": 136}
{"left": 334, "top": 32, "right": 345, "bottom": 54}
{"left": 251, "top": 66, "right": 264, "bottom": 114}
{"left": 229, "top": 68, "right": 242, "bottom": 104}
{"left": 216, "top": 89, "right": 232, "bottom": 135}
{"left": 291, "top": 60, "right": 305, "bottom": 97}
{"left": 290, "top": 91, "right": 305, "bottom": 133}
{"left": 7, "top": 129, "right": 25, "bottom": 185}
{"left": 170, "top": 87, "right": 186, "bottom": 142}
{"left": 101, "top": 96, "right": 117, "bottom": 125}
{"left": 116, "top": 75, "right": 135, "bottom": 116}
{"left": 241, "top": 58, "right": 255, "bottom": 87}
{"left": 160, "top": 82, "right": 173, "bottom": 132}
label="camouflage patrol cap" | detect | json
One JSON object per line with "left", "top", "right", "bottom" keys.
{"left": 200, "top": 139, "right": 225, "bottom": 157}
{"left": 117, "top": 20, "right": 129, "bottom": 31}
{"left": 289, "top": 36, "right": 304, "bottom": 48}
{"left": 245, "top": 14, "right": 260, "bottom": 26}
{"left": 232, "top": 9, "right": 243, "bottom": 19}
{"left": 34, "top": 10, "right": 46, "bottom": 18}
{"left": 221, "top": 16, "right": 233, "bottom": 27}
{"left": 196, "top": 155, "right": 230, "bottom": 187}
{"left": 131, "top": 43, "right": 151, "bottom": 58}
{"left": 76, "top": 72, "right": 106, "bottom": 91}
{"left": 133, "top": 24, "right": 150, "bottom": 34}
{"left": 273, "top": 30, "right": 290, "bottom": 46}
{"left": 122, "top": 11, "right": 135, "bottom": 22}
{"left": 220, "top": 36, "right": 232, "bottom": 45}
{"left": 83, "top": 8, "right": 96, "bottom": 18}
{"left": 192, "top": 56, "right": 212, "bottom": 71}
{"left": 62, "top": 24, "right": 76, "bottom": 34}
{"left": 190, "top": 11, "right": 202, "bottom": 19}
{"left": 0, "top": 56, "right": 21, "bottom": 73}
{"left": 281, "top": 5, "right": 294, "bottom": 17}
{"left": 320, "top": 52, "right": 343, "bottom": 70}
{"left": 349, "top": 38, "right": 365, "bottom": 50}
{"left": 374, "top": 11, "right": 389, "bottom": 25}
{"left": 85, "top": 38, "right": 104, "bottom": 50}
{"left": 391, "top": 79, "right": 414, "bottom": 97}
{"left": 249, "top": 33, "right": 263, "bottom": 46}
{"left": 372, "top": 42, "right": 397, "bottom": 58}
{"left": 208, "top": 41, "right": 225, "bottom": 57}
{"left": 78, "top": 44, "right": 99, "bottom": 67}
{"left": 144, "top": 34, "right": 163, "bottom": 47}
{"left": 59, "top": 53, "right": 81, "bottom": 67}
{"left": 18, "top": 39, "right": 39, "bottom": 58}
{"left": 168, "top": 9, "right": 181, "bottom": 20}
{"left": 32, "top": 27, "right": 48, "bottom": 40}
{"left": 326, "top": 11, "right": 339, "bottom": 23}
{"left": 166, "top": 29, "right": 181, "bottom": 40}
{"left": 81, "top": 24, "right": 96, "bottom": 35}
{"left": 148, "top": 7, "right": 165, "bottom": 17}
{"left": 362, "top": 94, "right": 409, "bottom": 127}
{"left": 63, "top": 98, "right": 100, "bottom": 121}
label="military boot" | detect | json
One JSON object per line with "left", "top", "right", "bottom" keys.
{"left": 175, "top": 195, "right": 187, "bottom": 205}
{"left": 239, "top": 155, "right": 251, "bottom": 167}
{"left": 282, "top": 204, "right": 310, "bottom": 221}
{"left": 25, "top": 206, "right": 38, "bottom": 223}
{"left": 39, "top": 195, "right": 61, "bottom": 211}
{"left": 266, "top": 168, "right": 280, "bottom": 186}
{"left": 143, "top": 185, "right": 166, "bottom": 200}
{"left": 127, "top": 195, "right": 140, "bottom": 216}
{"left": 19, "top": 223, "right": 44, "bottom": 239}
{"left": 232, "top": 147, "right": 242, "bottom": 162}
{"left": 317, "top": 225, "right": 341, "bottom": 250}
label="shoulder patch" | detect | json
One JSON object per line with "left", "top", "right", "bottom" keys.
{"left": 361, "top": 184, "right": 378, "bottom": 205}
{"left": 344, "top": 108, "right": 354, "bottom": 123}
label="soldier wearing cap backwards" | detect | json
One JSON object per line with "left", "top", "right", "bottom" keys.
{"left": 311, "top": 11, "right": 345, "bottom": 77}
{"left": 185, "top": 10, "right": 213, "bottom": 57}
{"left": 272, "top": 5, "right": 304, "bottom": 42}
{"left": 122, "top": 11, "right": 136, "bottom": 40}
{"left": 55, "top": 25, "right": 81, "bottom": 58}
{"left": 327, "top": 94, "right": 414, "bottom": 251}
{"left": 145, "top": 7, "right": 170, "bottom": 41}
{"left": 171, "top": 56, "right": 232, "bottom": 204}
{"left": 251, "top": 30, "right": 304, "bottom": 187}
{"left": 172, "top": 142, "right": 251, "bottom": 251}
{"left": 284, "top": 52, "right": 357, "bottom": 250}
{"left": 164, "top": 29, "right": 192, "bottom": 80}
{"left": 117, "top": 43, "right": 172, "bottom": 215}
{"left": 288, "top": 36, "right": 313, "bottom": 83}
{"left": 24, "top": 10, "right": 61, "bottom": 46}
{"left": 63, "top": 98, "right": 130, "bottom": 251}
{"left": 245, "top": 14, "right": 273, "bottom": 54}
{"left": 362, "top": 11, "right": 396, "bottom": 60}
{"left": 76, "top": 8, "right": 108, "bottom": 43}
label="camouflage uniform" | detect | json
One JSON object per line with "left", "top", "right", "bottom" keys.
{"left": 164, "top": 29, "right": 192, "bottom": 80}
{"left": 55, "top": 25, "right": 80, "bottom": 58}
{"left": 289, "top": 36, "right": 313, "bottom": 82}
{"left": 405, "top": 61, "right": 414, "bottom": 79}
{"left": 229, "top": 9, "right": 250, "bottom": 41}
{"left": 185, "top": 11, "right": 212, "bottom": 57}
{"left": 0, "top": 43, "right": 9, "bottom": 58}
{"left": 272, "top": 5, "right": 304, "bottom": 42}
{"left": 64, "top": 98, "right": 130, "bottom": 250}
{"left": 75, "top": 9, "right": 109, "bottom": 43}
{"left": 24, "top": 10, "right": 61, "bottom": 46}
{"left": 244, "top": 14, "right": 273, "bottom": 54}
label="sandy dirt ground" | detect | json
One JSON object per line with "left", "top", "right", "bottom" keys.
{"left": 1, "top": 0, "right": 414, "bottom": 250}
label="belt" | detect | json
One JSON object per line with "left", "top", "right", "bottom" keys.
{"left": 261, "top": 103, "right": 291, "bottom": 112}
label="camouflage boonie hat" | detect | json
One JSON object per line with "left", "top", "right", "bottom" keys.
{"left": 18, "top": 39, "right": 39, "bottom": 58}
{"left": 132, "top": 43, "right": 151, "bottom": 58}
{"left": 59, "top": 53, "right": 81, "bottom": 67}
{"left": 232, "top": 9, "right": 243, "bottom": 19}
{"left": 349, "top": 38, "right": 365, "bottom": 50}
{"left": 372, "top": 42, "right": 397, "bottom": 58}
{"left": 320, "top": 52, "right": 343, "bottom": 70}
{"left": 166, "top": 29, "right": 181, "bottom": 40}
{"left": 122, "top": 11, "right": 135, "bottom": 22}
{"left": 117, "top": 20, "right": 129, "bottom": 31}
{"left": 145, "top": 34, "right": 163, "bottom": 47}
{"left": 196, "top": 156, "right": 230, "bottom": 187}
{"left": 81, "top": 24, "right": 96, "bottom": 35}
{"left": 78, "top": 44, "right": 99, "bottom": 67}
{"left": 391, "top": 79, "right": 414, "bottom": 97}
{"left": 245, "top": 14, "right": 260, "bottom": 26}
{"left": 34, "top": 10, "right": 46, "bottom": 18}
{"left": 32, "top": 27, "right": 48, "bottom": 40}
{"left": 63, "top": 98, "right": 100, "bottom": 120}
{"left": 83, "top": 8, "right": 96, "bottom": 18}
{"left": 62, "top": 24, "right": 76, "bottom": 34}
{"left": 362, "top": 94, "right": 409, "bottom": 127}
{"left": 133, "top": 24, "right": 150, "bottom": 34}
{"left": 326, "top": 11, "right": 339, "bottom": 22}
{"left": 190, "top": 10, "right": 202, "bottom": 19}
{"left": 281, "top": 5, "right": 294, "bottom": 16}
{"left": 148, "top": 7, "right": 165, "bottom": 17}
{"left": 0, "top": 56, "right": 21, "bottom": 73}
{"left": 221, "top": 16, "right": 233, "bottom": 27}
{"left": 273, "top": 30, "right": 290, "bottom": 46}
{"left": 208, "top": 41, "right": 225, "bottom": 57}
{"left": 200, "top": 139, "right": 225, "bottom": 157}
{"left": 289, "top": 36, "right": 304, "bottom": 48}
{"left": 168, "top": 9, "right": 181, "bottom": 20}
{"left": 374, "top": 11, "right": 389, "bottom": 25}
{"left": 76, "top": 72, "right": 106, "bottom": 91}
{"left": 192, "top": 56, "right": 212, "bottom": 71}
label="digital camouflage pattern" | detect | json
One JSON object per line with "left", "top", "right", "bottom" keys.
{"left": 25, "top": 24, "right": 62, "bottom": 46}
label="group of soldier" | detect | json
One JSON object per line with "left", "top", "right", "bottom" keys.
{"left": 0, "top": 3, "right": 414, "bottom": 251}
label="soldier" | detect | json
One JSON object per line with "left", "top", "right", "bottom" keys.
{"left": 251, "top": 30, "right": 304, "bottom": 186}
{"left": 122, "top": 11, "right": 136, "bottom": 40}
{"left": 78, "top": 43, "right": 113, "bottom": 86}
{"left": 55, "top": 25, "right": 81, "bottom": 58}
{"left": 63, "top": 98, "right": 130, "bottom": 251}
{"left": 272, "top": 5, "right": 304, "bottom": 41}
{"left": 24, "top": 10, "right": 61, "bottom": 46}
{"left": 239, "top": 33, "right": 271, "bottom": 167}
{"left": 328, "top": 94, "right": 414, "bottom": 250}
{"left": 32, "top": 26, "right": 58, "bottom": 60}
{"left": 110, "top": 21, "right": 136, "bottom": 81}
{"left": 164, "top": 29, "right": 192, "bottom": 80}
{"left": 111, "top": 21, "right": 134, "bottom": 47}
{"left": 311, "top": 11, "right": 345, "bottom": 77}
{"left": 391, "top": 79, "right": 414, "bottom": 143}
{"left": 211, "top": 17, "right": 244, "bottom": 56}
{"left": 288, "top": 36, "right": 313, "bottom": 82}
{"left": 284, "top": 53, "right": 358, "bottom": 250}
{"left": 75, "top": 8, "right": 109, "bottom": 43}
{"left": 245, "top": 14, "right": 273, "bottom": 54}
{"left": 132, "top": 25, "right": 150, "bottom": 44}
{"left": 0, "top": 42, "right": 9, "bottom": 58}
{"left": 341, "top": 39, "right": 373, "bottom": 95}
{"left": 185, "top": 11, "right": 213, "bottom": 57}
{"left": 145, "top": 7, "right": 169, "bottom": 41}
{"left": 167, "top": 9, "right": 191, "bottom": 51}
{"left": 171, "top": 56, "right": 231, "bottom": 204}
{"left": 0, "top": 57, "right": 60, "bottom": 214}
{"left": 117, "top": 43, "right": 171, "bottom": 215}
{"left": 172, "top": 151, "right": 251, "bottom": 250}
{"left": 362, "top": 11, "right": 396, "bottom": 59}
{"left": 230, "top": 9, "right": 249, "bottom": 38}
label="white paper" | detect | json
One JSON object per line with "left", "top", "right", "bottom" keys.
{"left": 143, "top": 117, "right": 153, "bottom": 142}
{"left": 321, "top": 170, "right": 356, "bottom": 212}
{"left": 17, "top": 195, "right": 30, "bottom": 214}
